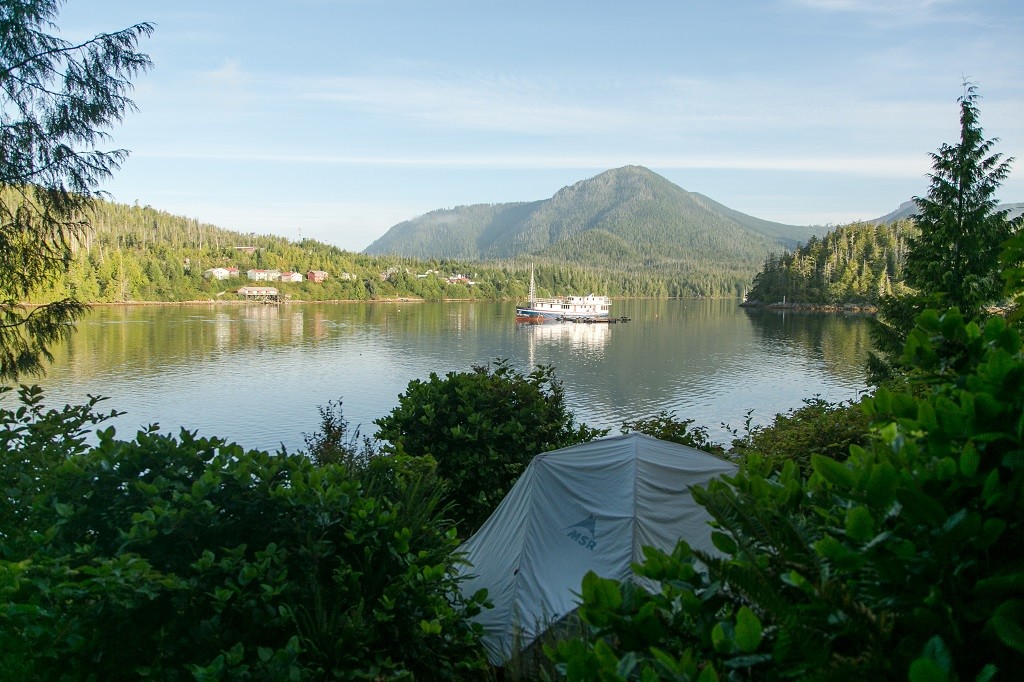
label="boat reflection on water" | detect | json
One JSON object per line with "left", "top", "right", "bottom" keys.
{"left": 523, "top": 318, "right": 611, "bottom": 372}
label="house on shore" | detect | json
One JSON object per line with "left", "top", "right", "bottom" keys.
{"left": 307, "top": 270, "right": 329, "bottom": 283}
{"left": 247, "top": 269, "right": 282, "bottom": 282}
{"left": 237, "top": 286, "right": 281, "bottom": 302}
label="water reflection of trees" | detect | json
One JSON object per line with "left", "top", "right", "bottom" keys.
{"left": 44, "top": 304, "right": 339, "bottom": 382}
{"left": 22, "top": 300, "right": 876, "bottom": 454}
{"left": 741, "top": 308, "right": 871, "bottom": 383}
{"left": 33, "top": 301, "right": 872, "bottom": 430}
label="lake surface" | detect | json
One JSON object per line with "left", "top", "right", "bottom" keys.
{"left": 19, "top": 299, "right": 872, "bottom": 453}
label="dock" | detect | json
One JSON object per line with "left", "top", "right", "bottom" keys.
{"left": 236, "top": 286, "right": 283, "bottom": 304}
{"left": 557, "top": 316, "right": 631, "bottom": 324}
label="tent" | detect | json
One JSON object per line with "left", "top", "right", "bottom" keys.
{"left": 456, "top": 432, "right": 738, "bottom": 666}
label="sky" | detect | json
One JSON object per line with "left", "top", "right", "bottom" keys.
{"left": 57, "top": 0, "right": 1024, "bottom": 252}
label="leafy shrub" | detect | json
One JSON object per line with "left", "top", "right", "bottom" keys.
{"left": 375, "top": 360, "right": 607, "bottom": 535}
{"left": 732, "top": 397, "right": 871, "bottom": 473}
{"left": 300, "top": 396, "right": 378, "bottom": 468}
{"left": 550, "top": 309, "right": 1024, "bottom": 681}
{"left": 0, "top": 387, "right": 490, "bottom": 680}
{"left": 621, "top": 411, "right": 726, "bottom": 456}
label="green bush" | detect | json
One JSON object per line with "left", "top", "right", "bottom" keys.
{"left": 550, "top": 309, "right": 1024, "bottom": 681}
{"left": 0, "top": 387, "right": 490, "bottom": 680}
{"left": 732, "top": 397, "right": 871, "bottom": 473}
{"left": 620, "top": 411, "right": 726, "bottom": 456}
{"left": 375, "top": 360, "right": 607, "bottom": 536}
{"left": 299, "top": 396, "right": 379, "bottom": 468}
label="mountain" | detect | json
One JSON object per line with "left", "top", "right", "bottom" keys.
{"left": 871, "top": 200, "right": 919, "bottom": 225}
{"left": 871, "top": 199, "right": 1024, "bottom": 224}
{"left": 364, "top": 166, "right": 820, "bottom": 272}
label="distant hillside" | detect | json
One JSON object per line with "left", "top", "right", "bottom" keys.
{"left": 364, "top": 166, "right": 820, "bottom": 274}
{"left": 741, "top": 195, "right": 1024, "bottom": 308}
{"left": 746, "top": 219, "right": 917, "bottom": 308}
{"left": 12, "top": 190, "right": 747, "bottom": 304}
{"left": 871, "top": 199, "right": 1024, "bottom": 224}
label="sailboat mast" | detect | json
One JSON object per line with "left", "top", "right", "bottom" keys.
{"left": 529, "top": 265, "right": 536, "bottom": 306}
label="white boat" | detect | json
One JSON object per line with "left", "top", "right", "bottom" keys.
{"left": 515, "top": 266, "right": 611, "bottom": 321}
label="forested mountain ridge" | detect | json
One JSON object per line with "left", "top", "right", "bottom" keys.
{"left": 12, "top": 188, "right": 745, "bottom": 304}
{"left": 364, "top": 166, "right": 821, "bottom": 270}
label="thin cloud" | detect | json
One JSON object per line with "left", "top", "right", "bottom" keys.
{"left": 796, "top": 0, "right": 952, "bottom": 13}
{"left": 133, "top": 149, "right": 929, "bottom": 177}
{"left": 203, "top": 58, "right": 248, "bottom": 89}
{"left": 302, "top": 74, "right": 638, "bottom": 135}
{"left": 792, "top": 0, "right": 986, "bottom": 26}
{"left": 294, "top": 69, "right": 956, "bottom": 148}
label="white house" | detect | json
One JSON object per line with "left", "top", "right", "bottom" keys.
{"left": 247, "top": 269, "right": 282, "bottom": 282}
{"left": 203, "top": 267, "right": 232, "bottom": 280}
{"left": 280, "top": 271, "right": 303, "bottom": 283}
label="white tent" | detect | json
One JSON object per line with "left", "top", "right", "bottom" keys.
{"left": 457, "top": 433, "right": 737, "bottom": 666}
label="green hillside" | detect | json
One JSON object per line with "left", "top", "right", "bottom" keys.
{"left": 364, "top": 166, "right": 820, "bottom": 274}
{"left": 745, "top": 219, "right": 917, "bottom": 307}
{"left": 363, "top": 201, "right": 544, "bottom": 260}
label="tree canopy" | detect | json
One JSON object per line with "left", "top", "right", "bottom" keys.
{"left": 745, "top": 220, "right": 916, "bottom": 307}
{"left": 374, "top": 361, "right": 607, "bottom": 535}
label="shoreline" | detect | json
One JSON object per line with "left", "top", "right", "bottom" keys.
{"left": 740, "top": 301, "right": 878, "bottom": 314}
{"left": 78, "top": 297, "right": 431, "bottom": 307}
{"left": 33, "top": 296, "right": 869, "bottom": 312}
{"left": 42, "top": 294, "right": 725, "bottom": 308}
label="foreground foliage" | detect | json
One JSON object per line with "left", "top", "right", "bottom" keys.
{"left": 730, "top": 397, "right": 871, "bottom": 474}
{"left": 0, "top": 387, "right": 489, "bottom": 679}
{"left": 621, "top": 411, "right": 726, "bottom": 456}
{"left": 622, "top": 398, "right": 870, "bottom": 474}
{"left": 551, "top": 309, "right": 1024, "bottom": 680}
{"left": 375, "top": 361, "right": 607, "bottom": 536}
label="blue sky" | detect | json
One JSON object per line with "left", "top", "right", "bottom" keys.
{"left": 60, "top": 0, "right": 1023, "bottom": 252}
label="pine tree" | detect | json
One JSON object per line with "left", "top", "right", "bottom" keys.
{"left": 869, "top": 83, "right": 1015, "bottom": 384}
{"left": 904, "top": 82, "right": 1015, "bottom": 318}
{"left": 0, "top": 0, "right": 152, "bottom": 380}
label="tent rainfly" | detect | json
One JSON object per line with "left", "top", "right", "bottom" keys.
{"left": 456, "top": 433, "right": 738, "bottom": 666}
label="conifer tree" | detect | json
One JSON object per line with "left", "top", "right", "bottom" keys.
{"left": 0, "top": 0, "right": 152, "bottom": 380}
{"left": 904, "top": 82, "right": 1015, "bottom": 317}
{"left": 869, "top": 83, "right": 1015, "bottom": 384}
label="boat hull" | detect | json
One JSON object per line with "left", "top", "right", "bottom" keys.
{"left": 515, "top": 307, "right": 610, "bottom": 320}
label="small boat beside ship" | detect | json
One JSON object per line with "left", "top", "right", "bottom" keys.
{"left": 515, "top": 266, "right": 613, "bottom": 321}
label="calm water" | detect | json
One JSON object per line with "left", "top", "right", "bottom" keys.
{"left": 18, "top": 299, "right": 872, "bottom": 452}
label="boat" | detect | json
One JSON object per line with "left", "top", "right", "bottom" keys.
{"left": 515, "top": 266, "right": 611, "bottom": 321}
